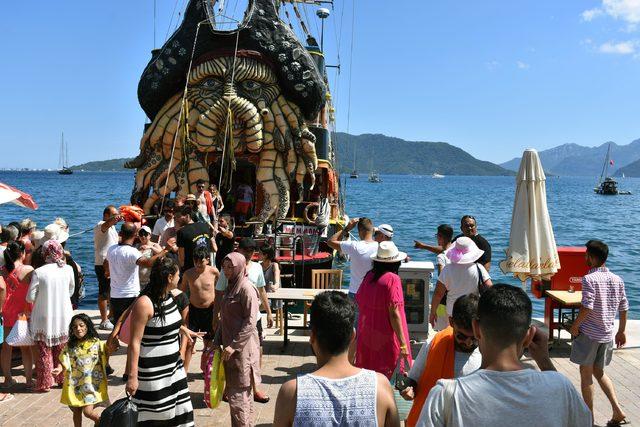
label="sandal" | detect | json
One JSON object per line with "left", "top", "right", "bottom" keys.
{"left": 0, "top": 393, "right": 14, "bottom": 403}
{"left": 607, "top": 419, "right": 629, "bottom": 427}
{"left": 253, "top": 391, "right": 270, "bottom": 403}
{"left": 0, "top": 380, "right": 16, "bottom": 390}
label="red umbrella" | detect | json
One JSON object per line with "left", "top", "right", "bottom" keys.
{"left": 0, "top": 182, "right": 39, "bottom": 210}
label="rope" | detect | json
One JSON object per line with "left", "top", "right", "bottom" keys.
{"left": 158, "top": 20, "right": 203, "bottom": 215}
{"left": 217, "top": 29, "right": 241, "bottom": 193}
{"left": 165, "top": 0, "right": 182, "bottom": 42}
{"left": 346, "top": 0, "right": 356, "bottom": 134}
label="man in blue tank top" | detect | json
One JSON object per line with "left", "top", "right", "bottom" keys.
{"left": 273, "top": 291, "right": 400, "bottom": 426}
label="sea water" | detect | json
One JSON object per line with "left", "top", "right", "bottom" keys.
{"left": 1, "top": 171, "right": 638, "bottom": 319}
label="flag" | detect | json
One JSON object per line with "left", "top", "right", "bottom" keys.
{"left": 610, "top": 159, "right": 614, "bottom": 166}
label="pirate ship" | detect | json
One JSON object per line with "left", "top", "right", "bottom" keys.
{"left": 126, "top": 0, "right": 348, "bottom": 287}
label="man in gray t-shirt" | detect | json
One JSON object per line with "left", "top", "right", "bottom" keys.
{"left": 419, "top": 285, "right": 591, "bottom": 427}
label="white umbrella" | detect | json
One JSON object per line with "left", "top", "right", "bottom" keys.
{"left": 499, "top": 149, "right": 560, "bottom": 281}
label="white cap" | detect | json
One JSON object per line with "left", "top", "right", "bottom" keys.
{"left": 375, "top": 224, "right": 394, "bottom": 238}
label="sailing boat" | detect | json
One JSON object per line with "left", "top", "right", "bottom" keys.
{"left": 368, "top": 158, "right": 381, "bottom": 183}
{"left": 593, "top": 143, "right": 629, "bottom": 195}
{"left": 58, "top": 132, "right": 73, "bottom": 175}
{"left": 350, "top": 143, "right": 358, "bottom": 178}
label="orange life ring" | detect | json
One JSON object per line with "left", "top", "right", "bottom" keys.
{"left": 120, "top": 205, "right": 146, "bottom": 224}
{"left": 303, "top": 202, "right": 319, "bottom": 224}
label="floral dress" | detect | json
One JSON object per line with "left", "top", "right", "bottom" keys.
{"left": 59, "top": 338, "right": 109, "bottom": 407}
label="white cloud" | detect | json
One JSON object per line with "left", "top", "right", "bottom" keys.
{"left": 516, "top": 61, "right": 530, "bottom": 69}
{"left": 485, "top": 60, "right": 500, "bottom": 71}
{"left": 583, "top": 0, "right": 640, "bottom": 24}
{"left": 598, "top": 40, "right": 637, "bottom": 53}
{"left": 603, "top": 0, "right": 640, "bottom": 23}
{"left": 582, "top": 8, "right": 604, "bottom": 21}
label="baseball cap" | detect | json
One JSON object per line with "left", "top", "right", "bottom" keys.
{"left": 375, "top": 224, "right": 394, "bottom": 238}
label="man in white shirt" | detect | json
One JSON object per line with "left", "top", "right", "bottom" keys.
{"left": 327, "top": 217, "right": 378, "bottom": 299}
{"left": 93, "top": 205, "right": 121, "bottom": 329}
{"left": 418, "top": 285, "right": 592, "bottom": 427}
{"left": 104, "top": 222, "right": 166, "bottom": 325}
{"left": 152, "top": 199, "right": 175, "bottom": 241}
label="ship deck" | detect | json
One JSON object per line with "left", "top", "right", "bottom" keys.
{"left": 0, "top": 311, "right": 639, "bottom": 426}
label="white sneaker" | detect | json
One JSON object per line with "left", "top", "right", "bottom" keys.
{"left": 99, "top": 320, "right": 114, "bottom": 330}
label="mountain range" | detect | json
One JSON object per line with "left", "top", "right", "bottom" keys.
{"left": 71, "top": 133, "right": 513, "bottom": 175}
{"left": 500, "top": 139, "right": 640, "bottom": 177}
{"left": 334, "top": 132, "right": 511, "bottom": 175}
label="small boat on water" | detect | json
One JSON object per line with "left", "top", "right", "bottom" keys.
{"left": 431, "top": 172, "right": 444, "bottom": 179}
{"left": 368, "top": 171, "right": 381, "bottom": 183}
{"left": 58, "top": 132, "right": 73, "bottom": 175}
{"left": 350, "top": 143, "right": 358, "bottom": 178}
{"left": 594, "top": 143, "right": 630, "bottom": 195}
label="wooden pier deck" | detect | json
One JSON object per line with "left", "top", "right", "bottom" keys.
{"left": 0, "top": 311, "right": 638, "bottom": 426}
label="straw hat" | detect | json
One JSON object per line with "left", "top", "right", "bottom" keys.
{"left": 40, "top": 223, "right": 69, "bottom": 246}
{"left": 54, "top": 217, "right": 69, "bottom": 232}
{"left": 185, "top": 194, "right": 197, "bottom": 202}
{"left": 445, "top": 236, "right": 484, "bottom": 265}
{"left": 31, "top": 230, "right": 45, "bottom": 249}
{"left": 370, "top": 241, "right": 407, "bottom": 263}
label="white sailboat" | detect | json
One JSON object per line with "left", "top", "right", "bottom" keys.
{"left": 58, "top": 132, "right": 73, "bottom": 175}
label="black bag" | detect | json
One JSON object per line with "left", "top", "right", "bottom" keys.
{"left": 476, "top": 263, "right": 489, "bottom": 295}
{"left": 98, "top": 395, "right": 138, "bottom": 427}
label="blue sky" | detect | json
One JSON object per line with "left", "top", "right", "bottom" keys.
{"left": 2, "top": 0, "right": 640, "bottom": 169}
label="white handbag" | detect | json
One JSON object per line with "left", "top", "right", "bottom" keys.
{"left": 6, "top": 314, "right": 34, "bottom": 347}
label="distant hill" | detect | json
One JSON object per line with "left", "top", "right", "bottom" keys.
{"left": 71, "top": 158, "right": 134, "bottom": 171}
{"left": 615, "top": 158, "right": 640, "bottom": 177}
{"left": 71, "top": 133, "right": 512, "bottom": 175}
{"left": 500, "top": 139, "right": 640, "bottom": 176}
{"left": 334, "top": 133, "right": 512, "bottom": 176}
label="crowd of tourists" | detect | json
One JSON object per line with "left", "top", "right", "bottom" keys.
{"left": 0, "top": 205, "right": 631, "bottom": 427}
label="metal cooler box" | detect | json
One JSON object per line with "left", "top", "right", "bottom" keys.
{"left": 399, "top": 261, "right": 434, "bottom": 333}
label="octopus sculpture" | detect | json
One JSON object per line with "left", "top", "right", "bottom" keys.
{"left": 126, "top": 0, "right": 326, "bottom": 226}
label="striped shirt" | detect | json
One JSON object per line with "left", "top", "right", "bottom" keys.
{"left": 579, "top": 267, "right": 629, "bottom": 343}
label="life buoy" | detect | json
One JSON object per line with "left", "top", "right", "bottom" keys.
{"left": 120, "top": 205, "right": 146, "bottom": 224}
{"left": 303, "top": 202, "right": 319, "bottom": 224}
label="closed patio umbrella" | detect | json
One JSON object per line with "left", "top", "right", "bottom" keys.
{"left": 0, "top": 182, "right": 39, "bottom": 210}
{"left": 499, "top": 149, "right": 559, "bottom": 281}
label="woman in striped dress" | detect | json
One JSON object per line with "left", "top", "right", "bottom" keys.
{"left": 126, "top": 257, "right": 194, "bottom": 426}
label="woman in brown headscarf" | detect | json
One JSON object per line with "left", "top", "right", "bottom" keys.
{"left": 220, "top": 252, "right": 261, "bottom": 426}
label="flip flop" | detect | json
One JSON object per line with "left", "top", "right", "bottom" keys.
{"left": 0, "top": 380, "right": 16, "bottom": 390}
{"left": 253, "top": 392, "right": 270, "bottom": 403}
{"left": 0, "top": 394, "right": 14, "bottom": 403}
{"left": 607, "top": 418, "right": 630, "bottom": 427}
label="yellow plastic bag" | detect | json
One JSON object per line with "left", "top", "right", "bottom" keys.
{"left": 209, "top": 349, "right": 225, "bottom": 409}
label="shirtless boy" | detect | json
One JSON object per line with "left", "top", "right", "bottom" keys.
{"left": 181, "top": 245, "right": 219, "bottom": 371}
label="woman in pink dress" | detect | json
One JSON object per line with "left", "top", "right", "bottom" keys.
{"left": 0, "top": 241, "right": 35, "bottom": 388}
{"left": 355, "top": 241, "right": 412, "bottom": 379}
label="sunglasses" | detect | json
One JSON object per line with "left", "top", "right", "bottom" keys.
{"left": 455, "top": 330, "right": 477, "bottom": 343}
{"left": 139, "top": 231, "right": 150, "bottom": 237}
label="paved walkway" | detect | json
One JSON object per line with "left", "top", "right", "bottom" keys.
{"left": 0, "top": 312, "right": 638, "bottom": 426}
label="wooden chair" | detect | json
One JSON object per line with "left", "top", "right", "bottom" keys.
{"left": 303, "top": 269, "right": 344, "bottom": 327}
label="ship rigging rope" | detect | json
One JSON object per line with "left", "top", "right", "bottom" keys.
{"left": 217, "top": 29, "right": 242, "bottom": 193}
{"left": 345, "top": 0, "right": 355, "bottom": 133}
{"left": 158, "top": 20, "right": 204, "bottom": 215}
